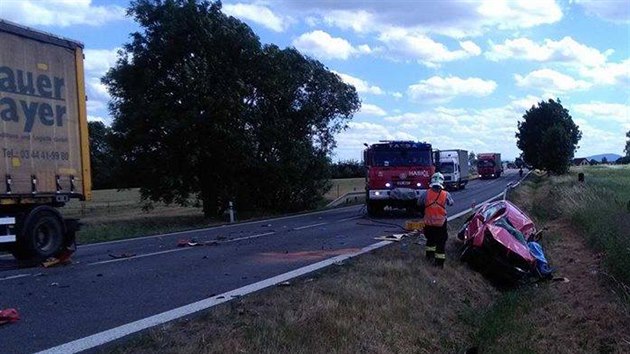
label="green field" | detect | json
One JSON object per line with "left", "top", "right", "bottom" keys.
{"left": 324, "top": 177, "right": 364, "bottom": 200}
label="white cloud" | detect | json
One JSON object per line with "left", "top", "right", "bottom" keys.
{"left": 377, "top": 29, "right": 481, "bottom": 66}
{"left": 87, "top": 77, "right": 109, "bottom": 98}
{"left": 333, "top": 72, "right": 383, "bottom": 95}
{"left": 392, "top": 92, "right": 403, "bottom": 99}
{"left": 578, "top": 58, "right": 630, "bottom": 86}
{"left": 0, "top": 0, "right": 125, "bottom": 27}
{"left": 87, "top": 99, "right": 107, "bottom": 113}
{"left": 336, "top": 97, "right": 627, "bottom": 161}
{"left": 323, "top": 10, "right": 375, "bottom": 33}
{"left": 572, "top": 102, "right": 630, "bottom": 127}
{"left": 222, "top": 3, "right": 290, "bottom": 32}
{"left": 292, "top": 30, "right": 370, "bottom": 60}
{"left": 359, "top": 104, "right": 387, "bottom": 116}
{"left": 407, "top": 76, "right": 497, "bottom": 103}
{"left": 573, "top": 118, "right": 626, "bottom": 156}
{"left": 335, "top": 121, "right": 416, "bottom": 152}
{"left": 573, "top": 0, "right": 630, "bottom": 23}
{"left": 84, "top": 48, "right": 120, "bottom": 76}
{"left": 477, "top": 0, "right": 563, "bottom": 30}
{"left": 376, "top": 105, "right": 523, "bottom": 157}
{"left": 509, "top": 94, "right": 556, "bottom": 112}
{"left": 515, "top": 69, "right": 591, "bottom": 92}
{"left": 486, "top": 36, "right": 609, "bottom": 67}
{"left": 278, "top": 0, "right": 562, "bottom": 38}
{"left": 460, "top": 41, "right": 482, "bottom": 56}
{"left": 87, "top": 115, "right": 108, "bottom": 124}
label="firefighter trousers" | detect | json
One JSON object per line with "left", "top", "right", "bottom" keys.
{"left": 424, "top": 221, "right": 448, "bottom": 268}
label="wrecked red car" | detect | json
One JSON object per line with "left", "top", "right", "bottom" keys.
{"left": 458, "top": 200, "right": 551, "bottom": 282}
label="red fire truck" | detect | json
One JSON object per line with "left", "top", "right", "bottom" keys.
{"left": 363, "top": 141, "right": 436, "bottom": 216}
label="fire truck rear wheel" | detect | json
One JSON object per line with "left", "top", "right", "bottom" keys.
{"left": 12, "top": 206, "right": 65, "bottom": 261}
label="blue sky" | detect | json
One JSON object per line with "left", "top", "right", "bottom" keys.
{"left": 2, "top": 0, "right": 628, "bottom": 161}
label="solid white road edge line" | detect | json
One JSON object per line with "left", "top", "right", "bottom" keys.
{"left": 293, "top": 222, "right": 328, "bottom": 230}
{"left": 35, "top": 241, "right": 392, "bottom": 354}
{"left": 36, "top": 188, "right": 512, "bottom": 354}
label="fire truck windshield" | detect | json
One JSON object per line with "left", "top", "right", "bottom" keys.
{"left": 477, "top": 159, "right": 496, "bottom": 168}
{"left": 371, "top": 149, "right": 431, "bottom": 167}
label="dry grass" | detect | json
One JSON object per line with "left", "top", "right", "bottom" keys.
{"left": 324, "top": 178, "right": 364, "bottom": 200}
{"left": 109, "top": 238, "right": 498, "bottom": 354}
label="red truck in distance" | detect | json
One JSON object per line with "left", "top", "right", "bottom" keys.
{"left": 477, "top": 153, "right": 502, "bottom": 179}
{"left": 363, "top": 141, "right": 436, "bottom": 216}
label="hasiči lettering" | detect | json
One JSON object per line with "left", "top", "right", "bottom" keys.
{"left": 0, "top": 65, "right": 66, "bottom": 133}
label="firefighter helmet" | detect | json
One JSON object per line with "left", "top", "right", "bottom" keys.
{"left": 430, "top": 172, "right": 445, "bottom": 188}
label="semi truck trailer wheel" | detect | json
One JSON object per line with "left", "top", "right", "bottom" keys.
{"left": 12, "top": 206, "right": 65, "bottom": 261}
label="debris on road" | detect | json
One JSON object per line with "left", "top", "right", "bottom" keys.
{"left": 374, "top": 231, "right": 418, "bottom": 242}
{"left": 177, "top": 239, "right": 200, "bottom": 247}
{"left": 0, "top": 308, "right": 19, "bottom": 325}
{"left": 404, "top": 219, "right": 425, "bottom": 231}
{"left": 278, "top": 281, "right": 291, "bottom": 286}
{"left": 108, "top": 253, "right": 137, "bottom": 259}
{"left": 41, "top": 251, "right": 73, "bottom": 268}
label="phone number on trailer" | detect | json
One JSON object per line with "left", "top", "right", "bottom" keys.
{"left": 2, "top": 148, "right": 69, "bottom": 161}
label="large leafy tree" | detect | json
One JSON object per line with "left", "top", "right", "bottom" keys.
{"left": 516, "top": 99, "right": 582, "bottom": 174}
{"left": 103, "top": 0, "right": 358, "bottom": 215}
{"left": 88, "top": 121, "right": 120, "bottom": 189}
{"left": 238, "top": 44, "right": 359, "bottom": 211}
{"left": 625, "top": 130, "right": 630, "bottom": 157}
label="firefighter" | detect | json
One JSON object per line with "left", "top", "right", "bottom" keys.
{"left": 418, "top": 172, "right": 454, "bottom": 268}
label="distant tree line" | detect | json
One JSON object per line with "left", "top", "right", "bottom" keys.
{"left": 97, "top": 0, "right": 359, "bottom": 216}
{"left": 88, "top": 121, "right": 121, "bottom": 190}
{"left": 330, "top": 160, "right": 365, "bottom": 179}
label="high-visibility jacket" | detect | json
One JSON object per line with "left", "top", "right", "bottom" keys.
{"left": 424, "top": 189, "right": 447, "bottom": 226}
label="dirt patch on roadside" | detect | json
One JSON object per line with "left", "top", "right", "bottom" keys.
{"left": 517, "top": 219, "right": 630, "bottom": 353}
{"left": 501, "top": 175, "right": 630, "bottom": 353}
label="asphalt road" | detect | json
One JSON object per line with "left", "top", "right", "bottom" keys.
{"left": 0, "top": 170, "right": 522, "bottom": 353}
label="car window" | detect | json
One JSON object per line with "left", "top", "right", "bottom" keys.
{"left": 494, "top": 217, "right": 527, "bottom": 245}
{"left": 482, "top": 203, "right": 502, "bottom": 221}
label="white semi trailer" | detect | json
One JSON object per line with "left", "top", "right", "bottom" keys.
{"left": 438, "top": 149, "right": 469, "bottom": 190}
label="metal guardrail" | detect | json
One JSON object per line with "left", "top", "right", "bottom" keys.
{"left": 503, "top": 170, "right": 532, "bottom": 200}
{"left": 326, "top": 191, "right": 365, "bottom": 208}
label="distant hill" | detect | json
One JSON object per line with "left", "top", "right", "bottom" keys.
{"left": 587, "top": 153, "right": 622, "bottom": 162}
